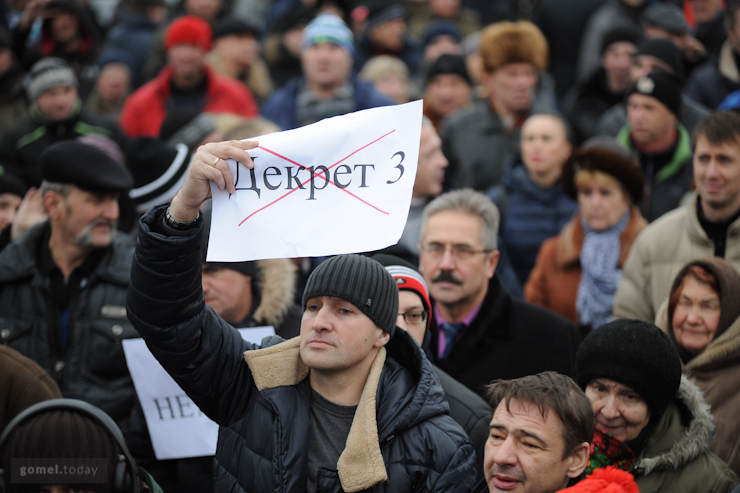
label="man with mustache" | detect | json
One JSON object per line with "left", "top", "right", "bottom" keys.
{"left": 0, "top": 140, "right": 140, "bottom": 428}
{"left": 472, "top": 372, "right": 593, "bottom": 493}
{"left": 417, "top": 189, "right": 580, "bottom": 399}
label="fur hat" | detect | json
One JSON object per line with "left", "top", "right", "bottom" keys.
{"left": 479, "top": 21, "right": 547, "bottom": 73}
{"left": 562, "top": 136, "right": 645, "bottom": 205}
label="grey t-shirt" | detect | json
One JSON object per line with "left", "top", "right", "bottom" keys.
{"left": 307, "top": 388, "right": 357, "bottom": 493}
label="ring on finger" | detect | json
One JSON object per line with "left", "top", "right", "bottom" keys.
{"left": 212, "top": 157, "right": 220, "bottom": 167}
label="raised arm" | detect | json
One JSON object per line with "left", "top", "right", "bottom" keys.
{"left": 126, "top": 140, "right": 271, "bottom": 426}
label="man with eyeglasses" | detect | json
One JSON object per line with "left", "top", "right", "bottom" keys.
{"left": 417, "top": 189, "right": 580, "bottom": 400}
{"left": 373, "top": 253, "right": 492, "bottom": 482}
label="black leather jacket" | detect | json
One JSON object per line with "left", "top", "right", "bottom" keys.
{"left": 0, "top": 221, "right": 138, "bottom": 424}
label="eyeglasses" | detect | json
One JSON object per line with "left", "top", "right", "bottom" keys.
{"left": 420, "top": 243, "right": 492, "bottom": 261}
{"left": 398, "top": 310, "right": 429, "bottom": 325}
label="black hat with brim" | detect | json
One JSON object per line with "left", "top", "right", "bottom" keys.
{"left": 40, "top": 141, "right": 134, "bottom": 193}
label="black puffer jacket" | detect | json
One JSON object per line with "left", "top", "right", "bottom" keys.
{"left": 0, "top": 221, "right": 138, "bottom": 424}
{"left": 126, "top": 205, "right": 477, "bottom": 493}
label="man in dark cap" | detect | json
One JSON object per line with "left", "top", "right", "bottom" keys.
{"left": 0, "top": 140, "right": 140, "bottom": 427}
{"left": 642, "top": 2, "right": 707, "bottom": 71}
{"left": 564, "top": 25, "right": 640, "bottom": 143}
{"left": 616, "top": 70, "right": 693, "bottom": 221}
{"left": 422, "top": 54, "right": 472, "bottom": 131}
{"left": 206, "top": 18, "right": 274, "bottom": 104}
{"left": 126, "top": 139, "right": 477, "bottom": 492}
{"left": 353, "top": 0, "right": 423, "bottom": 75}
{"left": 597, "top": 38, "right": 710, "bottom": 137}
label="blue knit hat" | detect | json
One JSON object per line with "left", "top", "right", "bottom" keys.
{"left": 301, "top": 13, "right": 355, "bottom": 56}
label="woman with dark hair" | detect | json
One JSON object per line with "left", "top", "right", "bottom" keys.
{"left": 525, "top": 137, "right": 647, "bottom": 335}
{"left": 655, "top": 257, "right": 740, "bottom": 475}
{"left": 575, "top": 319, "right": 738, "bottom": 493}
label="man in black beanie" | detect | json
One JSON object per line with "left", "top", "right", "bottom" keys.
{"left": 617, "top": 70, "right": 694, "bottom": 221}
{"left": 0, "top": 140, "right": 140, "bottom": 427}
{"left": 575, "top": 319, "right": 738, "bottom": 493}
{"left": 597, "top": 38, "right": 711, "bottom": 139}
{"left": 125, "top": 140, "right": 477, "bottom": 492}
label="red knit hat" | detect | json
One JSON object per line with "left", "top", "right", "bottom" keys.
{"left": 165, "top": 15, "right": 212, "bottom": 52}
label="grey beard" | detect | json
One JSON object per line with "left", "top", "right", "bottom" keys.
{"left": 76, "top": 219, "right": 117, "bottom": 247}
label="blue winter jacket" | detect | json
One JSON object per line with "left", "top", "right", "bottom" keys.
{"left": 488, "top": 154, "right": 577, "bottom": 285}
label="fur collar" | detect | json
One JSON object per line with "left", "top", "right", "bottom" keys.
{"left": 252, "top": 258, "right": 297, "bottom": 327}
{"left": 719, "top": 39, "right": 740, "bottom": 84}
{"left": 243, "top": 338, "right": 388, "bottom": 492}
{"left": 634, "top": 376, "right": 716, "bottom": 474}
{"left": 656, "top": 302, "right": 740, "bottom": 371}
{"left": 554, "top": 207, "right": 647, "bottom": 268}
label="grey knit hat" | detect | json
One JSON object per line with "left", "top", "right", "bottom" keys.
{"left": 26, "top": 57, "right": 78, "bottom": 101}
{"left": 302, "top": 255, "right": 398, "bottom": 336}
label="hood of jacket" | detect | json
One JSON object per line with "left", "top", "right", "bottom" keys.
{"left": 656, "top": 302, "right": 740, "bottom": 372}
{"left": 0, "top": 220, "right": 133, "bottom": 286}
{"left": 719, "top": 39, "right": 740, "bottom": 84}
{"left": 250, "top": 258, "right": 297, "bottom": 328}
{"left": 242, "top": 328, "right": 448, "bottom": 493}
{"left": 633, "top": 376, "right": 716, "bottom": 475}
{"left": 501, "top": 153, "right": 570, "bottom": 205}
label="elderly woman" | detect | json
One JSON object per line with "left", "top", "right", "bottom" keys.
{"left": 655, "top": 258, "right": 740, "bottom": 475}
{"left": 575, "top": 319, "right": 738, "bottom": 493}
{"left": 525, "top": 137, "right": 647, "bottom": 333}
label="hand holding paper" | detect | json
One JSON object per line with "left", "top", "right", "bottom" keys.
{"left": 169, "top": 139, "right": 259, "bottom": 222}
{"left": 207, "top": 100, "right": 423, "bottom": 261}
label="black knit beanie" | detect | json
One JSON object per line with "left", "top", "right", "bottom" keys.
{"left": 1, "top": 410, "right": 119, "bottom": 493}
{"left": 575, "top": 319, "right": 682, "bottom": 419}
{"left": 302, "top": 255, "right": 398, "bottom": 336}
{"left": 626, "top": 70, "right": 683, "bottom": 116}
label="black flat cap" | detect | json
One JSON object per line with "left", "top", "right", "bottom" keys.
{"left": 40, "top": 141, "right": 134, "bottom": 193}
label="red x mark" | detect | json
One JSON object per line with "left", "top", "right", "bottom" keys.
{"left": 238, "top": 129, "right": 396, "bottom": 226}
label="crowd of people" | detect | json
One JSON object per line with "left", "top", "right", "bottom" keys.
{"left": 1, "top": 0, "right": 740, "bottom": 491}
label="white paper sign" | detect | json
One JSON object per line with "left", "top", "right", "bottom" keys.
{"left": 122, "top": 326, "right": 275, "bottom": 460}
{"left": 207, "top": 100, "right": 423, "bottom": 261}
